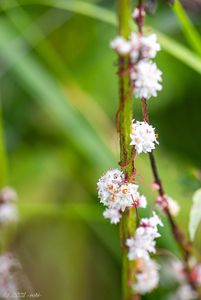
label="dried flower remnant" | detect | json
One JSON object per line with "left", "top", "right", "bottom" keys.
{"left": 130, "top": 120, "right": 158, "bottom": 154}
{"left": 97, "top": 169, "right": 147, "bottom": 224}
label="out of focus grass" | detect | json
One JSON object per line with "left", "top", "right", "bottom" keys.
{"left": 0, "top": 0, "right": 201, "bottom": 299}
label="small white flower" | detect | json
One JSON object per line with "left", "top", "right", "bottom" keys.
{"left": 110, "top": 36, "right": 132, "bottom": 55}
{"left": 131, "top": 60, "right": 162, "bottom": 99}
{"left": 140, "top": 211, "right": 163, "bottom": 228}
{"left": 141, "top": 34, "right": 161, "bottom": 59}
{"left": 103, "top": 208, "right": 121, "bottom": 224}
{"left": 130, "top": 33, "right": 160, "bottom": 63}
{"left": 0, "top": 203, "right": 19, "bottom": 225}
{"left": 134, "top": 258, "right": 160, "bottom": 294}
{"left": 127, "top": 231, "right": 156, "bottom": 260}
{"left": 130, "top": 120, "right": 158, "bottom": 154}
{"left": 170, "top": 259, "right": 186, "bottom": 283}
{"left": 167, "top": 196, "right": 180, "bottom": 216}
{"left": 127, "top": 212, "right": 163, "bottom": 260}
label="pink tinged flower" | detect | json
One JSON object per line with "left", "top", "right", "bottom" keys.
{"left": 110, "top": 36, "right": 132, "bottom": 55}
{"left": 140, "top": 211, "right": 163, "bottom": 228}
{"left": 130, "top": 120, "right": 159, "bottom": 154}
{"left": 132, "top": 7, "right": 145, "bottom": 22}
{"left": 131, "top": 60, "right": 162, "bottom": 99}
{"left": 156, "top": 195, "right": 168, "bottom": 209}
{"left": 133, "top": 194, "right": 147, "bottom": 208}
{"left": 0, "top": 187, "right": 17, "bottom": 203}
{"left": 190, "top": 264, "right": 201, "bottom": 285}
{"left": 103, "top": 208, "right": 121, "bottom": 224}
{"left": 157, "top": 195, "right": 180, "bottom": 216}
{"left": 151, "top": 181, "right": 160, "bottom": 191}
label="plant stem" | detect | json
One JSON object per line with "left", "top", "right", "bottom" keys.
{"left": 141, "top": 97, "right": 201, "bottom": 294}
{"left": 117, "top": 0, "right": 138, "bottom": 299}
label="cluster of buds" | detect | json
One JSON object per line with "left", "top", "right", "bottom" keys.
{"left": 97, "top": 169, "right": 147, "bottom": 224}
{"left": 0, "top": 187, "right": 19, "bottom": 225}
{"left": 126, "top": 212, "right": 163, "bottom": 293}
{"left": 110, "top": 11, "right": 162, "bottom": 100}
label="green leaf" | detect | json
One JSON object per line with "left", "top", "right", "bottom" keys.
{"left": 189, "top": 188, "right": 201, "bottom": 241}
{"left": 172, "top": 0, "right": 201, "bottom": 56}
{"left": 0, "top": 19, "right": 115, "bottom": 169}
{"left": 2, "top": 0, "right": 201, "bottom": 74}
{"left": 3, "top": 2, "right": 115, "bottom": 152}
{"left": 1, "top": 0, "right": 117, "bottom": 25}
{"left": 156, "top": 30, "right": 201, "bottom": 75}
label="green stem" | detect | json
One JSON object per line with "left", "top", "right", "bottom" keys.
{"left": 117, "top": 0, "right": 137, "bottom": 299}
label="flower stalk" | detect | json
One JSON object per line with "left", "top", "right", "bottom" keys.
{"left": 117, "top": 0, "right": 138, "bottom": 299}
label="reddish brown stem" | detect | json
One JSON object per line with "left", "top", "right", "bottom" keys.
{"left": 141, "top": 98, "right": 201, "bottom": 295}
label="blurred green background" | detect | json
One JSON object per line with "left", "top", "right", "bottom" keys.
{"left": 0, "top": 0, "right": 201, "bottom": 299}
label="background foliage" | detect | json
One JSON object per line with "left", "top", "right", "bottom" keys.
{"left": 0, "top": 0, "right": 201, "bottom": 299}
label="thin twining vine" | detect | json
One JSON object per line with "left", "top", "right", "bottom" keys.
{"left": 97, "top": 0, "right": 201, "bottom": 299}
{"left": 136, "top": 0, "right": 200, "bottom": 295}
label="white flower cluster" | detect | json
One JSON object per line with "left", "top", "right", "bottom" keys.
{"left": 0, "top": 187, "right": 19, "bottom": 225}
{"left": 97, "top": 169, "right": 147, "bottom": 224}
{"left": 130, "top": 120, "right": 158, "bottom": 154}
{"left": 110, "top": 33, "right": 160, "bottom": 61}
{"left": 110, "top": 32, "right": 162, "bottom": 99}
{"left": 131, "top": 60, "right": 162, "bottom": 99}
{"left": 167, "top": 258, "right": 201, "bottom": 300}
{"left": 135, "top": 258, "right": 160, "bottom": 294}
{"left": 126, "top": 212, "right": 163, "bottom": 294}
{"left": 157, "top": 195, "right": 180, "bottom": 216}
{"left": 0, "top": 252, "right": 33, "bottom": 299}
{"left": 168, "top": 284, "right": 197, "bottom": 300}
